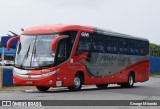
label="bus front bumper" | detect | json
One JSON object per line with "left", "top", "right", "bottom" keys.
{"left": 13, "top": 74, "right": 57, "bottom": 87}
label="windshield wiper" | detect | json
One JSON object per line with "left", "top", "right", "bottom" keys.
{"left": 32, "top": 46, "right": 39, "bottom": 66}
{"left": 33, "top": 46, "right": 36, "bottom": 56}
{"left": 20, "top": 44, "right": 31, "bottom": 67}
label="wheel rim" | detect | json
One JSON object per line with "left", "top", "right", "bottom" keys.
{"left": 129, "top": 75, "right": 133, "bottom": 85}
{"left": 74, "top": 77, "right": 80, "bottom": 88}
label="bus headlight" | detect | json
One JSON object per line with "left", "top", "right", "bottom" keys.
{"left": 41, "top": 69, "right": 59, "bottom": 77}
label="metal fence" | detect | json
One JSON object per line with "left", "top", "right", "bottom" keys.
{"left": 150, "top": 56, "right": 160, "bottom": 74}
{"left": 2, "top": 68, "right": 13, "bottom": 86}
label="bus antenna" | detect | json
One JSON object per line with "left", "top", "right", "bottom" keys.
{"left": 7, "top": 34, "right": 12, "bottom": 37}
{"left": 21, "top": 28, "right": 24, "bottom": 31}
{"left": 9, "top": 31, "right": 19, "bottom": 37}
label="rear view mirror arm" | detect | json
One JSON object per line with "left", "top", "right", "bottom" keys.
{"left": 51, "top": 35, "right": 69, "bottom": 51}
{"left": 7, "top": 36, "right": 20, "bottom": 50}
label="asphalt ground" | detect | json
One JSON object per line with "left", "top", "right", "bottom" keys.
{"left": 0, "top": 76, "right": 160, "bottom": 109}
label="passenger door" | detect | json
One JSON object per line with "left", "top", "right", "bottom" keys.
{"left": 55, "top": 38, "right": 71, "bottom": 86}
{"left": 55, "top": 31, "right": 78, "bottom": 86}
{"left": 56, "top": 38, "right": 69, "bottom": 74}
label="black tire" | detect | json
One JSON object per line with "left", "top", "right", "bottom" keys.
{"left": 36, "top": 86, "right": 50, "bottom": 92}
{"left": 121, "top": 73, "right": 134, "bottom": 88}
{"left": 96, "top": 84, "right": 108, "bottom": 89}
{"left": 68, "top": 74, "right": 83, "bottom": 91}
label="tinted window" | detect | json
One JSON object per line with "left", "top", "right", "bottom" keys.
{"left": 77, "top": 33, "right": 119, "bottom": 54}
{"left": 92, "top": 34, "right": 107, "bottom": 53}
{"left": 129, "top": 40, "right": 139, "bottom": 55}
{"left": 128, "top": 39, "right": 149, "bottom": 56}
{"left": 56, "top": 31, "right": 78, "bottom": 65}
{"left": 76, "top": 32, "right": 92, "bottom": 55}
{"left": 118, "top": 38, "right": 128, "bottom": 54}
{"left": 139, "top": 41, "right": 149, "bottom": 56}
{"left": 77, "top": 37, "right": 91, "bottom": 51}
{"left": 76, "top": 32, "right": 149, "bottom": 56}
{"left": 92, "top": 34, "right": 118, "bottom": 53}
{"left": 61, "top": 31, "right": 78, "bottom": 58}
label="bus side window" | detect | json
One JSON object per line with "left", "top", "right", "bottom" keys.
{"left": 56, "top": 39, "right": 67, "bottom": 64}
{"left": 92, "top": 34, "right": 106, "bottom": 53}
{"left": 129, "top": 39, "right": 140, "bottom": 55}
{"left": 56, "top": 31, "right": 78, "bottom": 65}
{"left": 140, "top": 41, "right": 149, "bottom": 56}
{"left": 61, "top": 31, "right": 78, "bottom": 57}
{"left": 130, "top": 40, "right": 137, "bottom": 55}
{"left": 145, "top": 41, "right": 149, "bottom": 55}
{"left": 107, "top": 36, "right": 118, "bottom": 54}
{"left": 76, "top": 33, "right": 92, "bottom": 55}
{"left": 118, "top": 38, "right": 128, "bottom": 54}
{"left": 92, "top": 33, "right": 119, "bottom": 54}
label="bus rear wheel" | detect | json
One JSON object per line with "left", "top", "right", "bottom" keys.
{"left": 68, "top": 74, "right": 83, "bottom": 91}
{"left": 96, "top": 84, "right": 108, "bottom": 89}
{"left": 36, "top": 86, "right": 50, "bottom": 92}
{"left": 121, "top": 73, "right": 134, "bottom": 88}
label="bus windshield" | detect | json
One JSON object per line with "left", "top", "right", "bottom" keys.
{"left": 15, "top": 34, "right": 58, "bottom": 69}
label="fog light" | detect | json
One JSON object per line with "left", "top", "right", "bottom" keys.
{"left": 49, "top": 80, "right": 53, "bottom": 84}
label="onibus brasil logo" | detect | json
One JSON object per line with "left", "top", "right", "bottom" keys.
{"left": 1, "top": 101, "right": 42, "bottom": 106}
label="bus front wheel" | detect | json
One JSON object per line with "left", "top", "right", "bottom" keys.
{"left": 68, "top": 74, "right": 83, "bottom": 91}
{"left": 36, "top": 86, "right": 50, "bottom": 92}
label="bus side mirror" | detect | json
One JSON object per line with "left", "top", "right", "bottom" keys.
{"left": 51, "top": 35, "right": 69, "bottom": 51}
{"left": 7, "top": 36, "right": 20, "bottom": 50}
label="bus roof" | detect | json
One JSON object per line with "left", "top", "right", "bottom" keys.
{"left": 23, "top": 24, "right": 93, "bottom": 35}
{"left": 94, "top": 28, "right": 149, "bottom": 42}
{"left": 23, "top": 24, "right": 149, "bottom": 42}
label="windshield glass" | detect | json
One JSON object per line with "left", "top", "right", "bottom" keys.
{"left": 15, "top": 34, "right": 58, "bottom": 68}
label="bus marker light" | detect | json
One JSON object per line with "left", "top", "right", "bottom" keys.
{"left": 70, "top": 59, "right": 73, "bottom": 63}
{"left": 49, "top": 80, "right": 53, "bottom": 84}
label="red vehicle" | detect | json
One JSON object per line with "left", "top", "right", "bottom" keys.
{"left": 7, "top": 24, "right": 150, "bottom": 91}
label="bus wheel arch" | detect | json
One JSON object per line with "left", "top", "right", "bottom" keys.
{"left": 68, "top": 71, "right": 84, "bottom": 91}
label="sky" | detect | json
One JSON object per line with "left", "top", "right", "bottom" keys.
{"left": 0, "top": 0, "right": 160, "bottom": 44}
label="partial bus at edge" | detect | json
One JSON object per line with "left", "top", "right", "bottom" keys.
{"left": 7, "top": 24, "right": 150, "bottom": 91}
